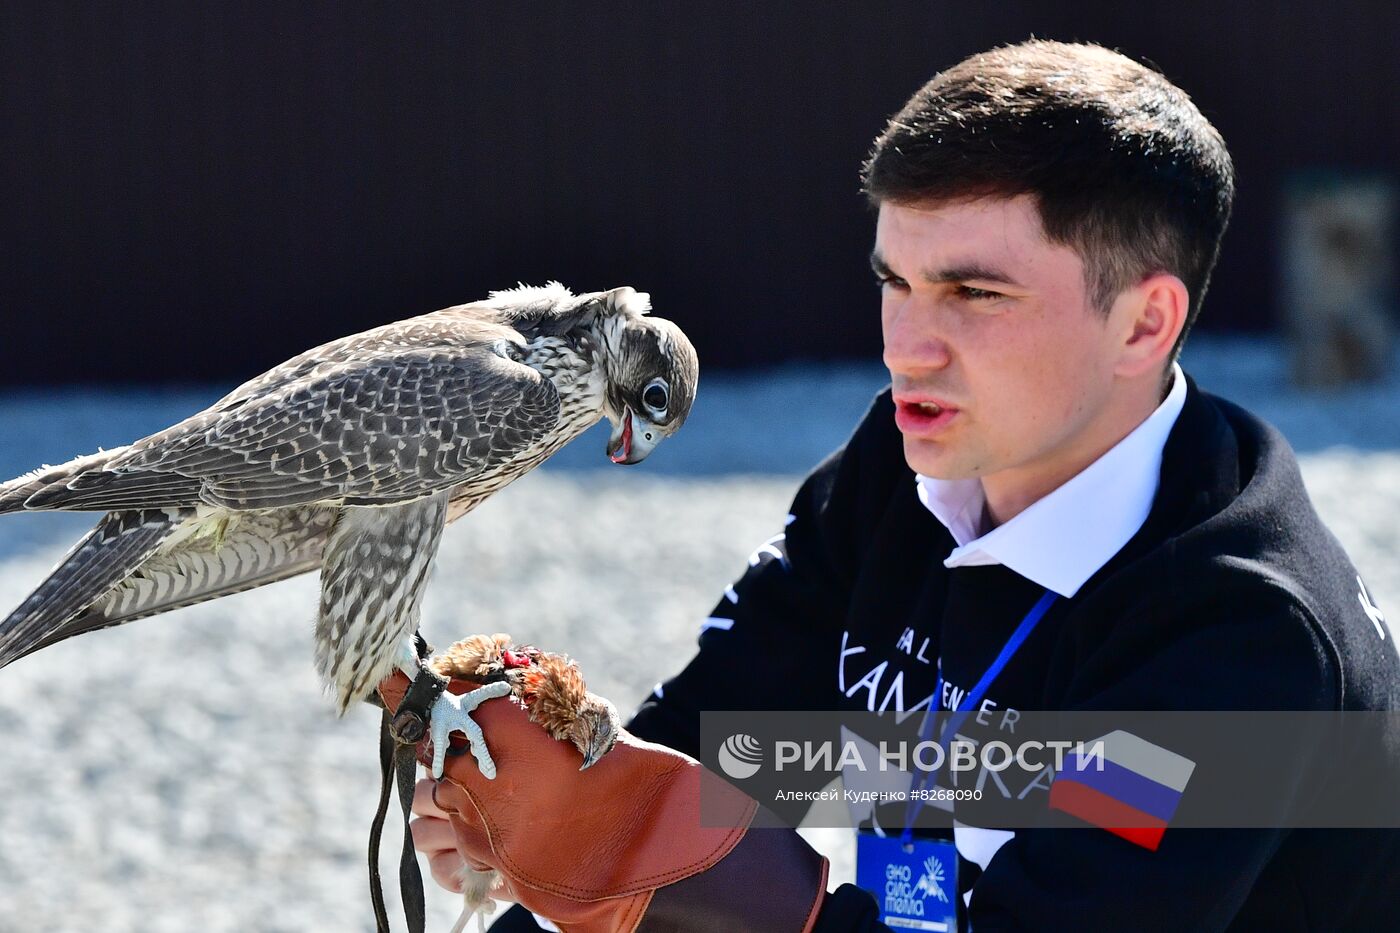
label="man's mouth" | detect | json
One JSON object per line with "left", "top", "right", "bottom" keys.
{"left": 894, "top": 398, "right": 959, "bottom": 435}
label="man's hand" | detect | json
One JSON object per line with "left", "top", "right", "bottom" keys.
{"left": 409, "top": 777, "right": 470, "bottom": 895}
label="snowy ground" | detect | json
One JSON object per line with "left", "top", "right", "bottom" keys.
{"left": 0, "top": 336, "right": 1395, "bottom": 932}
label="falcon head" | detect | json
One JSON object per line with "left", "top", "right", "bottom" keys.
{"left": 598, "top": 290, "right": 699, "bottom": 465}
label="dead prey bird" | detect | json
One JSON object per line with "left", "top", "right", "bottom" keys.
{"left": 426, "top": 633, "right": 622, "bottom": 933}
{"left": 0, "top": 283, "right": 696, "bottom": 777}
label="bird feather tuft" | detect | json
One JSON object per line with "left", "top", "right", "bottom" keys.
{"left": 519, "top": 653, "right": 590, "bottom": 743}
{"left": 485, "top": 281, "right": 574, "bottom": 305}
{"left": 427, "top": 634, "right": 618, "bottom": 764}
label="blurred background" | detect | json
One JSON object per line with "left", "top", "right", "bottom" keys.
{"left": 1, "top": 4, "right": 1398, "bottom": 931}
{"left": 4, "top": 1, "right": 1400, "bottom": 382}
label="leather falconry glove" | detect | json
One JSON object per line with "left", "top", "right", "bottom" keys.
{"left": 378, "top": 672, "right": 830, "bottom": 933}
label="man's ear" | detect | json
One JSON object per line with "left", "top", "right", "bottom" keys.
{"left": 1113, "top": 273, "right": 1188, "bottom": 379}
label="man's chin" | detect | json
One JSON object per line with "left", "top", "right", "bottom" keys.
{"left": 901, "top": 436, "right": 971, "bottom": 480}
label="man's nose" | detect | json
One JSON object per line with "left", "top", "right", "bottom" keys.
{"left": 882, "top": 298, "right": 951, "bottom": 374}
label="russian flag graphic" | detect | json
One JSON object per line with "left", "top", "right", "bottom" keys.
{"left": 1048, "top": 730, "right": 1195, "bottom": 851}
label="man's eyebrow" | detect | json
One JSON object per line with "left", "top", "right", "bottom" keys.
{"left": 925, "top": 264, "right": 1022, "bottom": 287}
{"left": 869, "top": 252, "right": 1022, "bottom": 288}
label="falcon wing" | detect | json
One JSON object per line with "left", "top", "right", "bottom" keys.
{"left": 23, "top": 345, "right": 561, "bottom": 512}
{"left": 87, "top": 506, "right": 336, "bottom": 625}
{"left": 1, "top": 505, "right": 352, "bottom": 669}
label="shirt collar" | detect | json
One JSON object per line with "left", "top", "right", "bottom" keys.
{"left": 915, "top": 362, "right": 1187, "bottom": 597}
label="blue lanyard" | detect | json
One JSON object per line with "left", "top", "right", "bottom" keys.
{"left": 899, "top": 588, "right": 1058, "bottom": 847}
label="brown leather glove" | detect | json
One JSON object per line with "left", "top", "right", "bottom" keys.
{"left": 379, "top": 673, "right": 829, "bottom": 932}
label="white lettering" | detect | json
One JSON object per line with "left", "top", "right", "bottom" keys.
{"left": 774, "top": 789, "right": 839, "bottom": 802}
{"left": 835, "top": 741, "right": 867, "bottom": 771}
{"left": 880, "top": 741, "right": 908, "bottom": 772}
{"left": 838, "top": 631, "right": 865, "bottom": 693}
{"left": 913, "top": 740, "right": 944, "bottom": 772}
{"left": 981, "top": 740, "right": 1014, "bottom": 772}
{"left": 774, "top": 741, "right": 802, "bottom": 770}
{"left": 844, "top": 789, "right": 908, "bottom": 804}
{"left": 1044, "top": 740, "right": 1073, "bottom": 771}
{"left": 845, "top": 661, "right": 888, "bottom": 711}
{"left": 949, "top": 739, "right": 978, "bottom": 772}
{"left": 878, "top": 669, "right": 905, "bottom": 713}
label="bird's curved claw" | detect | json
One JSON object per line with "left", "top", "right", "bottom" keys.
{"left": 428, "top": 681, "right": 513, "bottom": 780}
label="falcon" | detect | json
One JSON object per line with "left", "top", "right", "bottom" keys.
{"left": 0, "top": 283, "right": 697, "bottom": 776}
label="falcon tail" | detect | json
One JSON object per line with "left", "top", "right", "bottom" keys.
{"left": 0, "top": 509, "right": 182, "bottom": 669}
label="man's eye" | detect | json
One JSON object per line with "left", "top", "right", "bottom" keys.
{"left": 875, "top": 275, "right": 908, "bottom": 291}
{"left": 956, "top": 285, "right": 1002, "bottom": 301}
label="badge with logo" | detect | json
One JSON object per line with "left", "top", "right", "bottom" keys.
{"left": 856, "top": 831, "right": 958, "bottom": 931}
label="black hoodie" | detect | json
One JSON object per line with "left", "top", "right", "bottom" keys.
{"left": 628, "top": 375, "right": 1400, "bottom": 932}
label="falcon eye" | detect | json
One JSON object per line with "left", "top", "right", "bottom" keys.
{"left": 642, "top": 382, "right": 669, "bottom": 413}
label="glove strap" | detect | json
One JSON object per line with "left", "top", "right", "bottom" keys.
{"left": 369, "top": 706, "right": 395, "bottom": 933}
{"left": 396, "top": 738, "right": 428, "bottom": 933}
{"left": 370, "top": 708, "right": 429, "bottom": 933}
{"left": 370, "top": 645, "right": 440, "bottom": 933}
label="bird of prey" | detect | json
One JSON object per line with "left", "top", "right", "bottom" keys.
{"left": 0, "top": 283, "right": 696, "bottom": 776}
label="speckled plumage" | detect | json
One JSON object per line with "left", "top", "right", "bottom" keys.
{"left": 0, "top": 284, "right": 698, "bottom": 714}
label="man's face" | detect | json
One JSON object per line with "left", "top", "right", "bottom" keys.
{"left": 875, "top": 196, "right": 1125, "bottom": 504}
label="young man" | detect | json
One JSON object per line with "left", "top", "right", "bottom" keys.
{"left": 411, "top": 40, "right": 1400, "bottom": 930}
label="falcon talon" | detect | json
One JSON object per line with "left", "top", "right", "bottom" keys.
{"left": 428, "top": 681, "right": 513, "bottom": 780}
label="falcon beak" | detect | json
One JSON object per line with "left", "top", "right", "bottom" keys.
{"left": 580, "top": 746, "right": 603, "bottom": 770}
{"left": 607, "top": 408, "right": 660, "bottom": 465}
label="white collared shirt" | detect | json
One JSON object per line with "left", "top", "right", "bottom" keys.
{"left": 915, "top": 363, "right": 1187, "bottom": 598}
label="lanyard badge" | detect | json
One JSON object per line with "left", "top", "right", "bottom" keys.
{"left": 854, "top": 589, "right": 1058, "bottom": 931}
{"left": 856, "top": 832, "right": 959, "bottom": 931}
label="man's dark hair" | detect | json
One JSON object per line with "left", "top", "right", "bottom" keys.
{"left": 862, "top": 40, "right": 1235, "bottom": 364}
